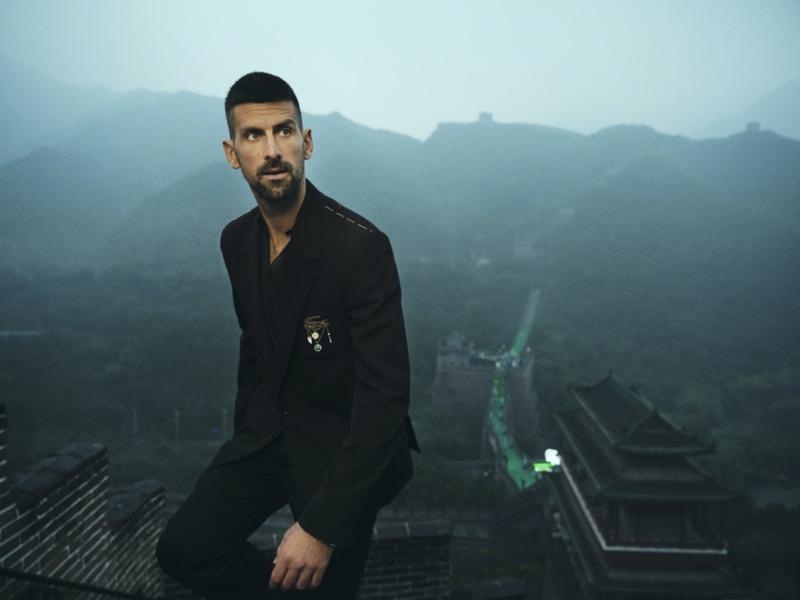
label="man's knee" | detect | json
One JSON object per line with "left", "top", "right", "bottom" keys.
{"left": 156, "top": 515, "right": 214, "bottom": 582}
{"left": 156, "top": 520, "right": 189, "bottom": 579}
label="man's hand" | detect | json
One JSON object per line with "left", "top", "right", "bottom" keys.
{"left": 269, "top": 522, "right": 334, "bottom": 591}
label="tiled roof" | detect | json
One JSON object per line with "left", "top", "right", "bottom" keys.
{"left": 555, "top": 410, "right": 734, "bottom": 501}
{"left": 569, "top": 374, "right": 712, "bottom": 456}
{"left": 554, "top": 375, "right": 736, "bottom": 502}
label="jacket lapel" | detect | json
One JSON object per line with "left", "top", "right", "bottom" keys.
{"left": 268, "top": 184, "right": 322, "bottom": 393}
{"left": 230, "top": 208, "right": 273, "bottom": 367}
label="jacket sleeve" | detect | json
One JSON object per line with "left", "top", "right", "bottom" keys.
{"left": 297, "top": 230, "right": 411, "bottom": 546}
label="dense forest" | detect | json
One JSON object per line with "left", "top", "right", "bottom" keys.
{"left": 1, "top": 68, "right": 799, "bottom": 596}
{"left": 0, "top": 257, "right": 530, "bottom": 501}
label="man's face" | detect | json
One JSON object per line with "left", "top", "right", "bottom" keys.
{"left": 223, "top": 101, "right": 313, "bottom": 215}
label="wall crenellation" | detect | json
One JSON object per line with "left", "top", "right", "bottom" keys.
{"left": 0, "top": 403, "right": 165, "bottom": 599}
{"left": 357, "top": 520, "right": 451, "bottom": 599}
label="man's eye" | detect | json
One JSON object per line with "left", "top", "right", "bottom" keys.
{"left": 246, "top": 131, "right": 262, "bottom": 141}
{"left": 278, "top": 128, "right": 292, "bottom": 136}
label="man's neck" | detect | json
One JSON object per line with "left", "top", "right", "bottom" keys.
{"left": 260, "top": 181, "right": 306, "bottom": 264}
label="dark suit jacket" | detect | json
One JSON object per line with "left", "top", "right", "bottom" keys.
{"left": 215, "top": 181, "right": 418, "bottom": 547}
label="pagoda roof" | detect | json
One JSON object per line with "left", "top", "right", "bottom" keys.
{"left": 554, "top": 374, "right": 736, "bottom": 502}
{"left": 568, "top": 373, "right": 712, "bottom": 456}
{"left": 554, "top": 409, "right": 735, "bottom": 502}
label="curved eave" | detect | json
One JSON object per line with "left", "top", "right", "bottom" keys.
{"left": 600, "top": 491, "right": 739, "bottom": 503}
{"left": 616, "top": 443, "right": 714, "bottom": 456}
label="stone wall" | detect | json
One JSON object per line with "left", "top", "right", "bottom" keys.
{"left": 453, "top": 578, "right": 527, "bottom": 600}
{"left": 358, "top": 520, "right": 451, "bottom": 599}
{"left": 432, "top": 333, "right": 495, "bottom": 410}
{"left": 0, "top": 403, "right": 165, "bottom": 599}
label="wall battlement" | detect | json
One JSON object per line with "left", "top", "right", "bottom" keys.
{"left": 0, "top": 403, "right": 165, "bottom": 599}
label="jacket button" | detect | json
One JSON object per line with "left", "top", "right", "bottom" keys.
{"left": 280, "top": 405, "right": 289, "bottom": 414}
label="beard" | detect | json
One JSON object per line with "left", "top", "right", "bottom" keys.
{"left": 247, "top": 158, "right": 304, "bottom": 217}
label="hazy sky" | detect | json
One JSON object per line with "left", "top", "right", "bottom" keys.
{"left": 1, "top": 0, "right": 799, "bottom": 140}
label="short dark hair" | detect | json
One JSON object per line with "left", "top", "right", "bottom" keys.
{"left": 224, "top": 72, "right": 302, "bottom": 136}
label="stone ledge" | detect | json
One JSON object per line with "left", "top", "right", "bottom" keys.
{"left": 108, "top": 479, "right": 165, "bottom": 532}
{"left": 454, "top": 577, "right": 527, "bottom": 600}
{"left": 372, "top": 519, "right": 452, "bottom": 542}
{"left": 249, "top": 519, "right": 453, "bottom": 552}
{"left": 10, "top": 443, "right": 108, "bottom": 511}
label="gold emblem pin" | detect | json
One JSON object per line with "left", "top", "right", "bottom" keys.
{"left": 303, "top": 316, "right": 332, "bottom": 352}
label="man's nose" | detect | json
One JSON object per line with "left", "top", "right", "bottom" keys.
{"left": 263, "top": 135, "right": 280, "bottom": 158}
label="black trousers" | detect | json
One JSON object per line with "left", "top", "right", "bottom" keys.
{"left": 156, "top": 437, "right": 378, "bottom": 599}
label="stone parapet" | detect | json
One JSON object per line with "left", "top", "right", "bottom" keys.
{"left": 0, "top": 404, "right": 165, "bottom": 599}
{"left": 358, "top": 520, "right": 452, "bottom": 600}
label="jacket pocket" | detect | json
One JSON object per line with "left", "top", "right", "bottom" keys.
{"left": 299, "top": 302, "right": 352, "bottom": 359}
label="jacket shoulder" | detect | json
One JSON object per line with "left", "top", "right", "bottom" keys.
{"left": 220, "top": 207, "right": 259, "bottom": 250}
{"left": 320, "top": 198, "right": 378, "bottom": 235}
{"left": 315, "top": 192, "right": 387, "bottom": 253}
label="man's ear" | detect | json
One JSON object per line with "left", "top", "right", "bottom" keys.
{"left": 222, "top": 139, "right": 240, "bottom": 169}
{"left": 303, "top": 129, "right": 314, "bottom": 160}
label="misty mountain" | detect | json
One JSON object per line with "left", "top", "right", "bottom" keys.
{"left": 0, "top": 84, "right": 231, "bottom": 270}
{"left": 419, "top": 118, "right": 586, "bottom": 253}
{"left": 698, "top": 77, "right": 800, "bottom": 141}
{"left": 538, "top": 143, "right": 800, "bottom": 387}
{"left": 2, "top": 83, "right": 799, "bottom": 280}
{"left": 0, "top": 146, "right": 148, "bottom": 269}
{"left": 51, "top": 89, "right": 229, "bottom": 191}
{"left": 98, "top": 161, "right": 251, "bottom": 275}
{"left": 0, "top": 54, "right": 121, "bottom": 165}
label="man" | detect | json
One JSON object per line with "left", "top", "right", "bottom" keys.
{"left": 157, "top": 72, "right": 418, "bottom": 598}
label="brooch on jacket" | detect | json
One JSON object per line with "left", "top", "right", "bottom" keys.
{"left": 303, "top": 316, "right": 332, "bottom": 352}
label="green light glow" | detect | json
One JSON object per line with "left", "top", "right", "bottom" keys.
{"left": 489, "top": 365, "right": 539, "bottom": 490}
{"left": 485, "top": 295, "right": 545, "bottom": 491}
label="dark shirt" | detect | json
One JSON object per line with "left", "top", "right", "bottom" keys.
{"left": 260, "top": 222, "right": 289, "bottom": 364}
